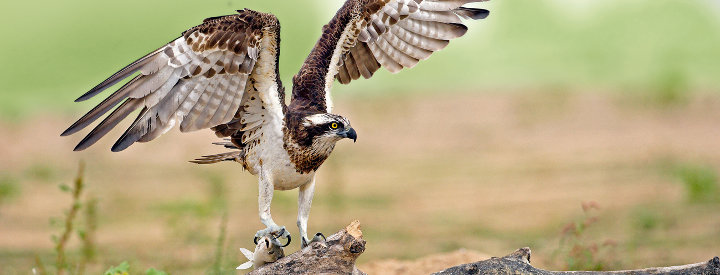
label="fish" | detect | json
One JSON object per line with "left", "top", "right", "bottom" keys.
{"left": 237, "top": 236, "right": 285, "bottom": 270}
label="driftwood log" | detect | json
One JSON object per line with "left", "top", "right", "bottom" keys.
{"left": 435, "top": 247, "right": 720, "bottom": 275}
{"left": 250, "top": 221, "right": 719, "bottom": 275}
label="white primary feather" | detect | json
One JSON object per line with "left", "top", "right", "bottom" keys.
{"left": 381, "top": 30, "right": 433, "bottom": 60}
{"left": 368, "top": 43, "right": 403, "bottom": 73}
{"left": 128, "top": 66, "right": 176, "bottom": 98}
{"left": 396, "top": 18, "right": 468, "bottom": 40}
{"left": 390, "top": 24, "right": 449, "bottom": 51}
{"left": 420, "top": 0, "right": 486, "bottom": 11}
{"left": 409, "top": 10, "right": 463, "bottom": 24}
{"left": 375, "top": 36, "right": 420, "bottom": 68}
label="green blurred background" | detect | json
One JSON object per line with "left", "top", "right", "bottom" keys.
{"left": 2, "top": 0, "right": 719, "bottom": 118}
{"left": 1, "top": 0, "right": 720, "bottom": 274}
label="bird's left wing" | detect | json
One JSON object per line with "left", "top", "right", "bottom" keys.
{"left": 291, "top": 0, "right": 489, "bottom": 113}
{"left": 62, "top": 9, "right": 283, "bottom": 152}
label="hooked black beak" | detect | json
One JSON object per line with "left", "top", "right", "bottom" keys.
{"left": 339, "top": 128, "right": 357, "bottom": 142}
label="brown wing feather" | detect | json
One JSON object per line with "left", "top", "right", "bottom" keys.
{"left": 290, "top": 0, "right": 384, "bottom": 113}
{"left": 339, "top": 0, "right": 489, "bottom": 84}
{"left": 63, "top": 9, "right": 283, "bottom": 152}
{"left": 289, "top": 0, "right": 489, "bottom": 114}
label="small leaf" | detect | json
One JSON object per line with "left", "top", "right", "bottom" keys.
{"left": 145, "top": 268, "right": 168, "bottom": 275}
{"left": 103, "top": 261, "right": 130, "bottom": 275}
{"left": 59, "top": 184, "right": 71, "bottom": 193}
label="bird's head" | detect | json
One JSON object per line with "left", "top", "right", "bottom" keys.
{"left": 285, "top": 112, "right": 356, "bottom": 173}
{"left": 302, "top": 113, "right": 357, "bottom": 145}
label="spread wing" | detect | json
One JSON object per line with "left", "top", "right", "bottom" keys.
{"left": 290, "top": 0, "right": 489, "bottom": 113}
{"left": 62, "top": 9, "right": 284, "bottom": 152}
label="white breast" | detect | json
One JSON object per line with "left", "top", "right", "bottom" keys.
{"left": 242, "top": 33, "right": 314, "bottom": 190}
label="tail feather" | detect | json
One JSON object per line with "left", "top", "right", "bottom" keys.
{"left": 190, "top": 151, "right": 243, "bottom": 164}
{"left": 212, "top": 139, "right": 239, "bottom": 149}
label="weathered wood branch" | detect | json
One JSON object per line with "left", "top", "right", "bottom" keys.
{"left": 435, "top": 247, "right": 720, "bottom": 275}
{"left": 249, "top": 221, "right": 719, "bottom": 275}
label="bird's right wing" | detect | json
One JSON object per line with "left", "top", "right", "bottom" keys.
{"left": 291, "top": 0, "right": 489, "bottom": 113}
{"left": 336, "top": 0, "right": 489, "bottom": 84}
{"left": 62, "top": 9, "right": 284, "bottom": 152}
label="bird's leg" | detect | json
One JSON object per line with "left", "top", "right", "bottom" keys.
{"left": 255, "top": 172, "right": 290, "bottom": 241}
{"left": 298, "top": 179, "right": 323, "bottom": 248}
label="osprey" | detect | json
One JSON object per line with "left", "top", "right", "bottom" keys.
{"left": 62, "top": 0, "right": 489, "bottom": 247}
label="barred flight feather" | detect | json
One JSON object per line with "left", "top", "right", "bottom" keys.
{"left": 61, "top": 75, "right": 141, "bottom": 136}
{"left": 306, "top": 0, "right": 490, "bottom": 108}
{"left": 74, "top": 48, "right": 163, "bottom": 102}
{"left": 72, "top": 99, "right": 142, "bottom": 151}
{"left": 64, "top": 9, "right": 283, "bottom": 153}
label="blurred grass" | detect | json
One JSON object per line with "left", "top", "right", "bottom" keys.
{"left": 1, "top": 0, "right": 720, "bottom": 118}
{"left": 674, "top": 163, "right": 720, "bottom": 203}
{"left": 0, "top": 174, "right": 20, "bottom": 204}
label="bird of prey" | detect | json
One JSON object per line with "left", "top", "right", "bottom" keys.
{"left": 62, "top": 0, "right": 489, "bottom": 247}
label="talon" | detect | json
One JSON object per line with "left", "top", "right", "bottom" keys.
{"left": 268, "top": 232, "right": 291, "bottom": 247}
{"left": 302, "top": 232, "right": 326, "bottom": 248}
{"left": 312, "top": 232, "right": 326, "bottom": 243}
{"left": 276, "top": 227, "right": 287, "bottom": 238}
{"left": 280, "top": 235, "right": 291, "bottom": 247}
{"left": 256, "top": 226, "right": 291, "bottom": 247}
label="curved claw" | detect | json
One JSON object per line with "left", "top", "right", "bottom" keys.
{"left": 278, "top": 235, "right": 291, "bottom": 247}
{"left": 254, "top": 235, "right": 290, "bottom": 247}
{"left": 254, "top": 227, "right": 291, "bottom": 247}
{"left": 302, "top": 232, "right": 327, "bottom": 248}
{"left": 272, "top": 228, "right": 291, "bottom": 247}
{"left": 276, "top": 227, "right": 289, "bottom": 238}
{"left": 313, "top": 232, "right": 327, "bottom": 242}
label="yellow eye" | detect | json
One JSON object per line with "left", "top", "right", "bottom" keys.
{"left": 331, "top": 122, "right": 338, "bottom": 129}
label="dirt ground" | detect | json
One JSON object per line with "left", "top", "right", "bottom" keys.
{"left": 1, "top": 91, "right": 719, "bottom": 274}
{"left": 359, "top": 248, "right": 491, "bottom": 274}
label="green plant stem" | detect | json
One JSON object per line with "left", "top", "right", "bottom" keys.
{"left": 56, "top": 162, "right": 85, "bottom": 275}
{"left": 34, "top": 255, "right": 48, "bottom": 275}
{"left": 78, "top": 195, "right": 98, "bottom": 275}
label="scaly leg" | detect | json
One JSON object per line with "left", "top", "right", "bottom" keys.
{"left": 298, "top": 178, "right": 324, "bottom": 248}
{"left": 255, "top": 170, "right": 290, "bottom": 241}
